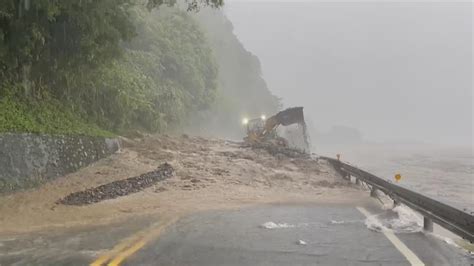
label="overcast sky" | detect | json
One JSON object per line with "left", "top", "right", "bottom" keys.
{"left": 223, "top": 1, "right": 473, "bottom": 146}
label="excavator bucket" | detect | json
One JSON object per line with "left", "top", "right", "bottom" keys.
{"left": 275, "top": 107, "right": 305, "bottom": 126}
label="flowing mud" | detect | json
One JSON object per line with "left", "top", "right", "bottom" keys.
{"left": 0, "top": 134, "right": 364, "bottom": 234}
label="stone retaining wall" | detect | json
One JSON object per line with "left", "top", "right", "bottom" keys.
{"left": 0, "top": 133, "right": 120, "bottom": 193}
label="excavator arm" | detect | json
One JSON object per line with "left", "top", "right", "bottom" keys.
{"left": 260, "top": 107, "right": 305, "bottom": 138}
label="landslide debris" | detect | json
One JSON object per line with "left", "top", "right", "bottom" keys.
{"left": 243, "top": 142, "right": 309, "bottom": 159}
{"left": 0, "top": 134, "right": 362, "bottom": 234}
{"left": 57, "top": 163, "right": 174, "bottom": 206}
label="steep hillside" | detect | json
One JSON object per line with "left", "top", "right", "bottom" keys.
{"left": 186, "top": 9, "right": 281, "bottom": 139}
{"left": 0, "top": 3, "right": 278, "bottom": 138}
{"left": 0, "top": 3, "right": 218, "bottom": 135}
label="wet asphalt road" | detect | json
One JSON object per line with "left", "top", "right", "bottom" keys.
{"left": 125, "top": 204, "right": 472, "bottom": 266}
{"left": 0, "top": 215, "right": 157, "bottom": 266}
{"left": 0, "top": 202, "right": 472, "bottom": 266}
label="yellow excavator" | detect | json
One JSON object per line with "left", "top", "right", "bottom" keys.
{"left": 242, "top": 107, "right": 307, "bottom": 148}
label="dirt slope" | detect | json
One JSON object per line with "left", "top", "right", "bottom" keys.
{"left": 0, "top": 135, "right": 365, "bottom": 234}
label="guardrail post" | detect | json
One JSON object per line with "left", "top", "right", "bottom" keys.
{"left": 423, "top": 217, "right": 433, "bottom": 232}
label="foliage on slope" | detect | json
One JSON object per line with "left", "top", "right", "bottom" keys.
{"left": 0, "top": 89, "right": 112, "bottom": 137}
{"left": 1, "top": 1, "right": 278, "bottom": 138}
{"left": 0, "top": 2, "right": 218, "bottom": 135}
{"left": 65, "top": 7, "right": 218, "bottom": 133}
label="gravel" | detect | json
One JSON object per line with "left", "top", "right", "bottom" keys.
{"left": 57, "top": 163, "right": 174, "bottom": 206}
{"left": 244, "top": 142, "right": 309, "bottom": 159}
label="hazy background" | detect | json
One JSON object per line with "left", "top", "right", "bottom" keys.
{"left": 224, "top": 0, "right": 473, "bottom": 147}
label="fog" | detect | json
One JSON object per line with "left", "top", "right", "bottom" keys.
{"left": 224, "top": 1, "right": 473, "bottom": 147}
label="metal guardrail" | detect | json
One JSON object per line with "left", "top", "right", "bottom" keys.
{"left": 321, "top": 156, "right": 474, "bottom": 243}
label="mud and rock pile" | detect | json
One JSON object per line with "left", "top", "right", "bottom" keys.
{"left": 0, "top": 134, "right": 360, "bottom": 233}
{"left": 58, "top": 163, "right": 174, "bottom": 206}
{"left": 245, "top": 142, "right": 310, "bottom": 159}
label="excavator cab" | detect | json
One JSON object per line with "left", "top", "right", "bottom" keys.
{"left": 246, "top": 118, "right": 265, "bottom": 135}
{"left": 244, "top": 117, "right": 277, "bottom": 143}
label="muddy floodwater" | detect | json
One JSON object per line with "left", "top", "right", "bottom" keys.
{"left": 317, "top": 144, "right": 473, "bottom": 213}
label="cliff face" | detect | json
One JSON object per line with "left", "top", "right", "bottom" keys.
{"left": 185, "top": 9, "right": 281, "bottom": 139}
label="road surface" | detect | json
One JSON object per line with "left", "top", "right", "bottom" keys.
{"left": 0, "top": 201, "right": 472, "bottom": 265}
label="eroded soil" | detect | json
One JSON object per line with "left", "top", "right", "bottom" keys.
{"left": 0, "top": 134, "right": 364, "bottom": 234}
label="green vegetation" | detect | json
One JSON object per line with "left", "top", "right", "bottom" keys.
{"left": 116, "top": 7, "right": 218, "bottom": 132}
{"left": 0, "top": 1, "right": 278, "bottom": 138}
{"left": 0, "top": 94, "right": 113, "bottom": 137}
{"left": 0, "top": 1, "right": 220, "bottom": 136}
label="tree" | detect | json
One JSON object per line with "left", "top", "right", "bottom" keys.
{"left": 0, "top": 0, "right": 224, "bottom": 97}
{"left": 0, "top": 0, "right": 136, "bottom": 97}
{"left": 0, "top": 0, "right": 223, "bottom": 134}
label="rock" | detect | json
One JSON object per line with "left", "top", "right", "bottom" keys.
{"left": 154, "top": 187, "right": 167, "bottom": 193}
{"left": 57, "top": 163, "right": 174, "bottom": 206}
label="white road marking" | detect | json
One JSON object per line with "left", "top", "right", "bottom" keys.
{"left": 356, "top": 206, "right": 425, "bottom": 266}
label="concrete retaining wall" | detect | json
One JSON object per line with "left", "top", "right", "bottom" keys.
{"left": 0, "top": 133, "right": 120, "bottom": 193}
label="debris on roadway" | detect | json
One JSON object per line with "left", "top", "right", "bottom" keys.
{"left": 242, "top": 107, "right": 310, "bottom": 154}
{"left": 57, "top": 163, "right": 174, "bottom": 206}
{"left": 242, "top": 142, "right": 309, "bottom": 159}
{"left": 0, "top": 134, "right": 363, "bottom": 233}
